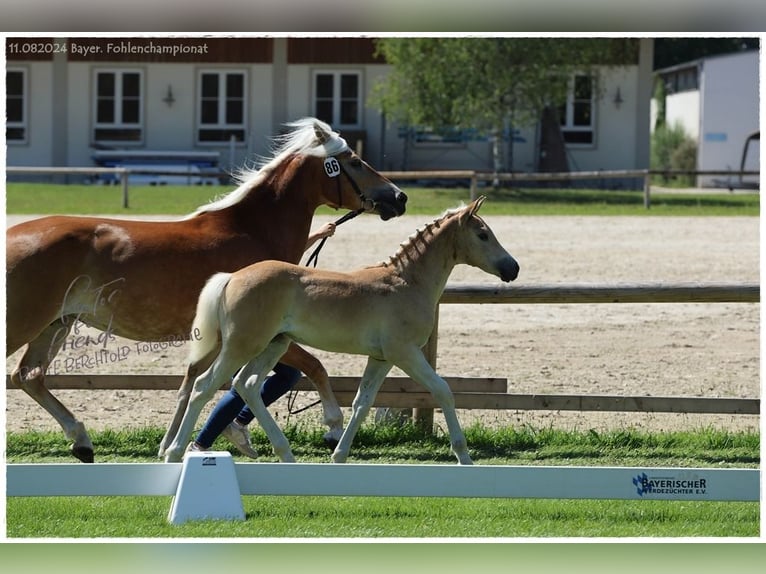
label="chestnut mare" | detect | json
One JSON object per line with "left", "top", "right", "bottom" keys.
{"left": 163, "top": 197, "right": 519, "bottom": 465}
{"left": 6, "top": 118, "right": 407, "bottom": 463}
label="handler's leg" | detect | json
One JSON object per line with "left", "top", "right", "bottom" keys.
{"left": 192, "top": 362, "right": 302, "bottom": 456}
{"left": 194, "top": 387, "right": 249, "bottom": 449}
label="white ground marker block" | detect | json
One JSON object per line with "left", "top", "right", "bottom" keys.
{"left": 167, "top": 451, "right": 245, "bottom": 524}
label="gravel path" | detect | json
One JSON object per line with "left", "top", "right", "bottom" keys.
{"left": 6, "top": 213, "right": 760, "bottom": 435}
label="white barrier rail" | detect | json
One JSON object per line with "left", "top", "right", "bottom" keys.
{"left": 7, "top": 460, "right": 759, "bottom": 502}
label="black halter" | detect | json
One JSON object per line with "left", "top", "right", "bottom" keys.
{"left": 336, "top": 160, "right": 367, "bottom": 206}
{"left": 304, "top": 158, "right": 365, "bottom": 268}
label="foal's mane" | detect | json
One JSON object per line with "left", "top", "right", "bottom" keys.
{"left": 188, "top": 118, "right": 349, "bottom": 218}
{"left": 377, "top": 204, "right": 467, "bottom": 269}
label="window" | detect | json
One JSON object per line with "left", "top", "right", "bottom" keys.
{"left": 93, "top": 70, "right": 143, "bottom": 143}
{"left": 198, "top": 70, "right": 246, "bottom": 143}
{"left": 558, "top": 74, "right": 594, "bottom": 145}
{"left": 6, "top": 68, "right": 27, "bottom": 143}
{"left": 313, "top": 71, "right": 361, "bottom": 128}
{"left": 663, "top": 68, "right": 699, "bottom": 95}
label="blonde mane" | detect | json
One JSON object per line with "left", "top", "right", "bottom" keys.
{"left": 188, "top": 118, "right": 349, "bottom": 218}
{"left": 378, "top": 204, "right": 467, "bottom": 269}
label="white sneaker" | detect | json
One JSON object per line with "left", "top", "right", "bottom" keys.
{"left": 221, "top": 421, "right": 259, "bottom": 459}
{"left": 185, "top": 441, "right": 202, "bottom": 453}
{"left": 184, "top": 441, "right": 202, "bottom": 454}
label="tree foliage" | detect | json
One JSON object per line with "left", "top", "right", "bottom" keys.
{"left": 371, "top": 38, "right": 638, "bottom": 133}
{"left": 650, "top": 121, "right": 697, "bottom": 186}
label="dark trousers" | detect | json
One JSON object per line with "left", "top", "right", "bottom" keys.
{"left": 194, "top": 363, "right": 301, "bottom": 448}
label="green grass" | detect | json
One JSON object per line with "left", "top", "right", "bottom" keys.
{"left": 6, "top": 424, "right": 759, "bottom": 538}
{"left": 7, "top": 423, "right": 760, "bottom": 467}
{"left": 7, "top": 495, "right": 758, "bottom": 539}
{"left": 5, "top": 182, "right": 760, "bottom": 216}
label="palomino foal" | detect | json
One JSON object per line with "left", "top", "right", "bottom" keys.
{"left": 164, "top": 196, "right": 519, "bottom": 465}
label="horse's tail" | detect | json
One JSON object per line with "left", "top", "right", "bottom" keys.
{"left": 188, "top": 272, "right": 232, "bottom": 365}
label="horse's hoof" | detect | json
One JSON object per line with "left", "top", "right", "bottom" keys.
{"left": 323, "top": 436, "right": 339, "bottom": 450}
{"left": 72, "top": 446, "right": 94, "bottom": 463}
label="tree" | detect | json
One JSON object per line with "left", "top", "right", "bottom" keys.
{"left": 371, "top": 38, "right": 638, "bottom": 172}
{"left": 650, "top": 122, "right": 697, "bottom": 187}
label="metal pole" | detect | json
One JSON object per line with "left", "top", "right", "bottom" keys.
{"left": 643, "top": 170, "right": 651, "bottom": 209}
{"left": 121, "top": 169, "right": 129, "bottom": 208}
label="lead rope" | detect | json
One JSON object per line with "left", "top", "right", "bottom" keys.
{"left": 287, "top": 208, "right": 363, "bottom": 420}
{"left": 304, "top": 207, "right": 363, "bottom": 268}
{"left": 305, "top": 160, "right": 366, "bottom": 267}
{"left": 287, "top": 163, "right": 366, "bottom": 420}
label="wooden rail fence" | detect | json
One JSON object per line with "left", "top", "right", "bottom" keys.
{"left": 411, "top": 282, "right": 761, "bottom": 422}
{"left": 8, "top": 166, "right": 759, "bottom": 209}
{"left": 438, "top": 282, "right": 760, "bottom": 304}
{"left": 5, "top": 373, "right": 757, "bottom": 416}
{"left": 6, "top": 283, "right": 760, "bottom": 418}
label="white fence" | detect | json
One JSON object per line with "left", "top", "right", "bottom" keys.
{"left": 11, "top": 455, "right": 757, "bottom": 524}
{"left": 7, "top": 459, "right": 759, "bottom": 502}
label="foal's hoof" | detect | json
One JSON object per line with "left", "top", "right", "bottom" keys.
{"left": 72, "top": 445, "right": 95, "bottom": 463}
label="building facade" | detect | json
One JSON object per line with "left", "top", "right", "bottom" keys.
{"left": 6, "top": 37, "right": 654, "bottom": 184}
{"left": 653, "top": 49, "right": 759, "bottom": 187}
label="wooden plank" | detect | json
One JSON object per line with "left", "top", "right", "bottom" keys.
{"left": 345, "top": 392, "right": 760, "bottom": 414}
{"left": 440, "top": 283, "right": 760, "bottom": 304}
{"left": 475, "top": 169, "right": 646, "bottom": 182}
{"left": 6, "top": 374, "right": 183, "bottom": 391}
{"left": 453, "top": 393, "right": 760, "bottom": 414}
{"left": 382, "top": 170, "right": 476, "bottom": 180}
{"left": 5, "top": 374, "right": 507, "bottom": 394}
{"left": 6, "top": 166, "right": 128, "bottom": 175}
{"left": 6, "top": 375, "right": 756, "bottom": 414}
{"left": 472, "top": 169, "right": 759, "bottom": 183}
{"left": 293, "top": 376, "right": 506, "bottom": 394}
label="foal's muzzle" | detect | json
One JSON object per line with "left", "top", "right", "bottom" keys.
{"left": 499, "top": 257, "right": 520, "bottom": 282}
